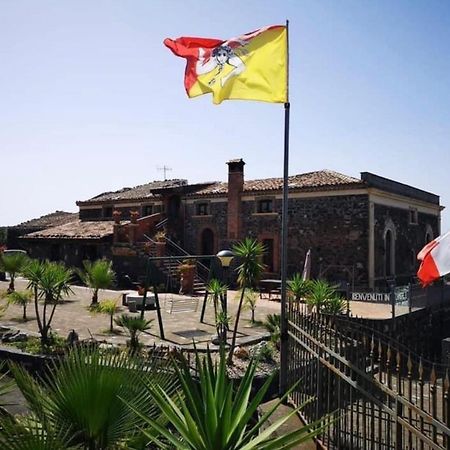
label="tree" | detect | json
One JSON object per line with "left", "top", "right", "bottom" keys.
{"left": 228, "top": 238, "right": 265, "bottom": 364}
{"left": 207, "top": 278, "right": 228, "bottom": 341}
{"left": 79, "top": 259, "right": 116, "bottom": 306}
{"left": 6, "top": 289, "right": 33, "bottom": 321}
{"left": 23, "top": 260, "right": 73, "bottom": 347}
{"left": 114, "top": 314, "right": 152, "bottom": 354}
{"left": 130, "top": 347, "right": 324, "bottom": 450}
{"left": 0, "top": 252, "right": 28, "bottom": 293}
{"left": 242, "top": 288, "right": 258, "bottom": 324}
{"left": 97, "top": 299, "right": 120, "bottom": 333}
{"left": 0, "top": 348, "right": 179, "bottom": 449}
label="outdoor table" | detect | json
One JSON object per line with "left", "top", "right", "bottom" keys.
{"left": 259, "top": 279, "right": 282, "bottom": 300}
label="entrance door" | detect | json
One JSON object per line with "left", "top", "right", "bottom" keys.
{"left": 201, "top": 228, "right": 215, "bottom": 255}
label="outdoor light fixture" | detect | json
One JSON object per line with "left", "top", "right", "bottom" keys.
{"left": 217, "top": 249, "right": 234, "bottom": 268}
{"left": 216, "top": 249, "right": 234, "bottom": 318}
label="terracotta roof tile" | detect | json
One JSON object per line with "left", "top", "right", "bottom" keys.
{"left": 22, "top": 220, "right": 115, "bottom": 240}
{"left": 188, "top": 170, "right": 363, "bottom": 197}
{"left": 13, "top": 211, "right": 78, "bottom": 229}
{"left": 77, "top": 179, "right": 188, "bottom": 204}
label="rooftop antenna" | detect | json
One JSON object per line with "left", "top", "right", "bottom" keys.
{"left": 157, "top": 165, "right": 172, "bottom": 181}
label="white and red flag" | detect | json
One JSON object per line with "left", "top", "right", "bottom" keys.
{"left": 417, "top": 231, "right": 450, "bottom": 286}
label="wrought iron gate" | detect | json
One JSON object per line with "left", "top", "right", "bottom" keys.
{"left": 287, "top": 301, "right": 450, "bottom": 449}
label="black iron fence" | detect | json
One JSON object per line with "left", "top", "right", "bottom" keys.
{"left": 287, "top": 302, "right": 450, "bottom": 449}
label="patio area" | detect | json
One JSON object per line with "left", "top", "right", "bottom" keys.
{"left": 0, "top": 278, "right": 281, "bottom": 349}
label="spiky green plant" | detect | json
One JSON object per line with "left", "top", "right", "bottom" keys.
{"left": 321, "top": 295, "right": 348, "bottom": 315}
{"left": 229, "top": 238, "right": 265, "bottom": 363}
{"left": 0, "top": 361, "right": 15, "bottom": 418}
{"left": 207, "top": 278, "right": 227, "bottom": 321}
{"left": 6, "top": 289, "right": 33, "bottom": 321}
{"left": 23, "top": 260, "right": 73, "bottom": 347}
{"left": 306, "top": 280, "right": 338, "bottom": 313}
{"left": 287, "top": 273, "right": 311, "bottom": 302}
{"left": 114, "top": 314, "right": 152, "bottom": 353}
{"left": 242, "top": 288, "right": 258, "bottom": 324}
{"left": 0, "top": 252, "right": 28, "bottom": 293}
{"left": 78, "top": 259, "right": 116, "bottom": 306}
{"left": 0, "top": 348, "right": 179, "bottom": 449}
{"left": 97, "top": 299, "right": 120, "bottom": 332}
{"left": 264, "top": 313, "right": 281, "bottom": 348}
{"left": 127, "top": 347, "right": 324, "bottom": 450}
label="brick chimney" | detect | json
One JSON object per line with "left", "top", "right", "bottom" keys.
{"left": 227, "top": 158, "right": 245, "bottom": 240}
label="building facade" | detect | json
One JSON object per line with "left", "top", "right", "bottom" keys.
{"left": 17, "top": 159, "right": 441, "bottom": 288}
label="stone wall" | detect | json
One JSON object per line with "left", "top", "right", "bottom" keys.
{"left": 183, "top": 200, "right": 228, "bottom": 255}
{"left": 22, "top": 239, "right": 113, "bottom": 269}
{"left": 373, "top": 204, "right": 440, "bottom": 285}
{"left": 183, "top": 194, "right": 370, "bottom": 284}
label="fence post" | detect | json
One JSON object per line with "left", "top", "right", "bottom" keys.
{"left": 390, "top": 280, "right": 396, "bottom": 333}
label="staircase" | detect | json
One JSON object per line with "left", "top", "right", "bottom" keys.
{"left": 135, "top": 233, "right": 209, "bottom": 297}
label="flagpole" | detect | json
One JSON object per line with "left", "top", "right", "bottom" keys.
{"left": 279, "top": 19, "right": 290, "bottom": 395}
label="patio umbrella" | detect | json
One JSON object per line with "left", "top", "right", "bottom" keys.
{"left": 302, "top": 249, "right": 311, "bottom": 281}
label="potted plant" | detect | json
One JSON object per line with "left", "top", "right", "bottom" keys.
{"left": 154, "top": 231, "right": 166, "bottom": 259}
{"left": 178, "top": 259, "right": 196, "bottom": 294}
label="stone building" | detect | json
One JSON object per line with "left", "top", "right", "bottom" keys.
{"left": 18, "top": 159, "right": 442, "bottom": 288}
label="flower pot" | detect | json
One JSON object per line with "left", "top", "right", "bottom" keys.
{"left": 179, "top": 265, "right": 195, "bottom": 294}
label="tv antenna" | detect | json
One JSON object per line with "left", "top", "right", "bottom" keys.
{"left": 157, "top": 165, "right": 172, "bottom": 181}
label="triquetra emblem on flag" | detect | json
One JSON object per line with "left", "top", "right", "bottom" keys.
{"left": 164, "top": 25, "right": 287, "bottom": 104}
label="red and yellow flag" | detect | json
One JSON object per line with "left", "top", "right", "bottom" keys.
{"left": 164, "top": 25, "right": 287, "bottom": 105}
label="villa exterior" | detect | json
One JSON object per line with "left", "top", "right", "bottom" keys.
{"left": 15, "top": 159, "right": 441, "bottom": 288}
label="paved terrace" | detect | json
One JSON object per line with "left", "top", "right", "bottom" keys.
{"left": 0, "top": 279, "right": 420, "bottom": 350}
{"left": 0, "top": 279, "right": 281, "bottom": 349}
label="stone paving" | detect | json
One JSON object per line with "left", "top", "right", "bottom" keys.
{"left": 0, "top": 278, "right": 281, "bottom": 349}
{"left": 0, "top": 278, "right": 417, "bottom": 350}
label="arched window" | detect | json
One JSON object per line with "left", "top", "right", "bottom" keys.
{"left": 383, "top": 220, "right": 396, "bottom": 277}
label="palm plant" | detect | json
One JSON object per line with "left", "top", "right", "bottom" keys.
{"left": 129, "top": 347, "right": 324, "bottom": 450}
{"left": 288, "top": 273, "right": 311, "bottom": 302}
{"left": 242, "top": 288, "right": 258, "bottom": 324}
{"left": 79, "top": 259, "right": 116, "bottom": 306}
{"left": 0, "top": 348, "right": 179, "bottom": 449}
{"left": 264, "top": 313, "right": 281, "bottom": 349}
{"left": 23, "top": 259, "right": 73, "bottom": 347}
{"left": 229, "top": 238, "right": 265, "bottom": 363}
{"left": 207, "top": 278, "right": 227, "bottom": 323}
{"left": 321, "top": 295, "right": 348, "bottom": 315}
{"left": 97, "top": 299, "right": 120, "bottom": 333}
{"left": 306, "top": 279, "right": 337, "bottom": 313}
{"left": 114, "top": 314, "right": 152, "bottom": 353}
{"left": 0, "top": 252, "right": 28, "bottom": 293}
{"left": 6, "top": 289, "right": 33, "bottom": 321}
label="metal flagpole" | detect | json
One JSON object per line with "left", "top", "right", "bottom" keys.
{"left": 279, "top": 19, "right": 290, "bottom": 395}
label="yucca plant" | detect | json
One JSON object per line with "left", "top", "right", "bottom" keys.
{"left": 207, "top": 278, "right": 227, "bottom": 320}
{"left": 6, "top": 289, "right": 33, "bottom": 321}
{"left": 229, "top": 238, "right": 265, "bottom": 363}
{"left": 0, "top": 348, "right": 179, "bottom": 449}
{"left": 114, "top": 314, "right": 152, "bottom": 353}
{"left": 306, "top": 280, "right": 337, "bottom": 313}
{"left": 322, "top": 295, "right": 348, "bottom": 315}
{"left": 23, "top": 259, "right": 73, "bottom": 347}
{"left": 78, "top": 259, "right": 116, "bottom": 306}
{"left": 128, "top": 347, "right": 324, "bottom": 450}
{"left": 0, "top": 252, "right": 28, "bottom": 293}
{"left": 287, "top": 273, "right": 311, "bottom": 302}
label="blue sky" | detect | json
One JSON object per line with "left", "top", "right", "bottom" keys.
{"left": 1, "top": 0, "right": 449, "bottom": 231}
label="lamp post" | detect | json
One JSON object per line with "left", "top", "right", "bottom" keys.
{"left": 217, "top": 249, "right": 234, "bottom": 317}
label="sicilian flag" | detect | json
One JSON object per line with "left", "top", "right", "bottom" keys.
{"left": 164, "top": 25, "right": 287, "bottom": 105}
{"left": 417, "top": 231, "right": 450, "bottom": 286}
